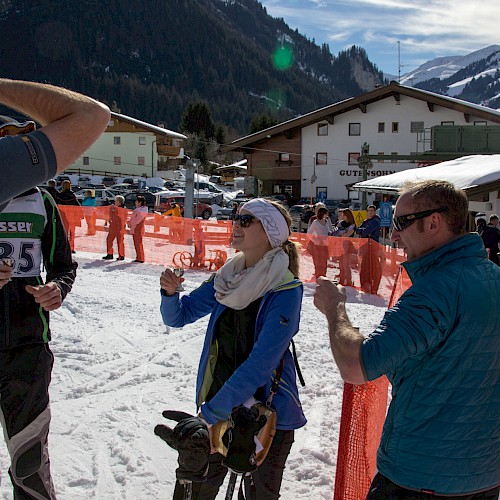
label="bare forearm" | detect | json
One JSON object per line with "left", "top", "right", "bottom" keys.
{"left": 0, "top": 79, "right": 110, "bottom": 172}
{"left": 326, "top": 304, "right": 367, "bottom": 385}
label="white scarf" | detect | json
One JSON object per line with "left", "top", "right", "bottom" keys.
{"left": 213, "top": 247, "right": 289, "bottom": 310}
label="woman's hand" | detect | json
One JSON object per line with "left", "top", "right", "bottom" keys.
{"left": 160, "top": 268, "right": 184, "bottom": 296}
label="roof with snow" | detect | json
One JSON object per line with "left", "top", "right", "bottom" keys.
{"left": 109, "top": 112, "right": 187, "bottom": 140}
{"left": 352, "top": 154, "right": 500, "bottom": 197}
{"left": 216, "top": 159, "right": 247, "bottom": 171}
{"left": 223, "top": 82, "right": 500, "bottom": 152}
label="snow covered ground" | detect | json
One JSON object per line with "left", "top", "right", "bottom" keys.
{"left": 0, "top": 251, "right": 387, "bottom": 499}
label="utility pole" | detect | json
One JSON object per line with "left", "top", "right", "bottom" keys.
{"left": 358, "top": 142, "right": 372, "bottom": 210}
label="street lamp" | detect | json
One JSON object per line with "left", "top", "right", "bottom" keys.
{"left": 310, "top": 156, "right": 317, "bottom": 205}
{"left": 151, "top": 139, "right": 157, "bottom": 178}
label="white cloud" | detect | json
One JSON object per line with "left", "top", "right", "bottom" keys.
{"left": 260, "top": 0, "right": 499, "bottom": 74}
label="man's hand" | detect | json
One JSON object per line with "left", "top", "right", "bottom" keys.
{"left": 25, "top": 282, "right": 62, "bottom": 311}
{"left": 314, "top": 276, "right": 346, "bottom": 316}
{"left": 0, "top": 262, "right": 13, "bottom": 290}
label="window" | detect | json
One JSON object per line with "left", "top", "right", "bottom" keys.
{"left": 411, "top": 121, "right": 424, "bottom": 133}
{"left": 441, "top": 121, "right": 454, "bottom": 126}
{"left": 378, "top": 122, "right": 385, "bottom": 133}
{"left": 82, "top": 156, "right": 90, "bottom": 166}
{"left": 139, "top": 136, "right": 146, "bottom": 145}
{"left": 474, "top": 121, "right": 487, "bottom": 126}
{"left": 113, "top": 136, "right": 121, "bottom": 145}
{"left": 317, "top": 123, "right": 328, "bottom": 136}
{"left": 108, "top": 120, "right": 115, "bottom": 127}
{"left": 114, "top": 156, "right": 121, "bottom": 165}
{"left": 391, "top": 152, "right": 398, "bottom": 163}
{"left": 348, "top": 152, "right": 360, "bottom": 165}
{"left": 279, "top": 152, "right": 290, "bottom": 162}
{"left": 316, "top": 152, "right": 327, "bottom": 165}
{"left": 138, "top": 156, "right": 145, "bottom": 165}
{"left": 349, "top": 123, "right": 361, "bottom": 136}
{"left": 377, "top": 152, "right": 384, "bottom": 163}
{"left": 392, "top": 122, "right": 399, "bottom": 133}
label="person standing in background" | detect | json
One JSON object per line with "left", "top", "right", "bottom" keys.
{"left": 331, "top": 208, "right": 357, "bottom": 286}
{"left": 480, "top": 214, "right": 500, "bottom": 265}
{"left": 356, "top": 205, "right": 382, "bottom": 293}
{"left": 82, "top": 189, "right": 97, "bottom": 236}
{"left": 307, "top": 206, "right": 333, "bottom": 280}
{"left": 57, "top": 180, "right": 80, "bottom": 253}
{"left": 103, "top": 195, "right": 127, "bottom": 261}
{"left": 129, "top": 195, "right": 148, "bottom": 263}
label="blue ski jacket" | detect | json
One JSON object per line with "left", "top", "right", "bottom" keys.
{"left": 160, "top": 271, "right": 307, "bottom": 430}
{"left": 362, "top": 233, "right": 500, "bottom": 495}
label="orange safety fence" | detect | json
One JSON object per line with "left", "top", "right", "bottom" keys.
{"left": 60, "top": 206, "right": 408, "bottom": 302}
{"left": 60, "top": 205, "right": 412, "bottom": 498}
{"left": 333, "top": 268, "right": 411, "bottom": 500}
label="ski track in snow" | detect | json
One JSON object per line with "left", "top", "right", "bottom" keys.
{"left": 0, "top": 252, "right": 386, "bottom": 499}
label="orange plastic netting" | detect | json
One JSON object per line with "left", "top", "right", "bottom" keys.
{"left": 60, "top": 206, "right": 411, "bottom": 498}
{"left": 333, "top": 268, "right": 411, "bottom": 500}
{"left": 60, "top": 206, "right": 407, "bottom": 302}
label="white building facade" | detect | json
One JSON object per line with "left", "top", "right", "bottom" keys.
{"left": 225, "top": 83, "right": 500, "bottom": 203}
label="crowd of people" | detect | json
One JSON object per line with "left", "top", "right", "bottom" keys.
{"left": 0, "top": 79, "right": 498, "bottom": 500}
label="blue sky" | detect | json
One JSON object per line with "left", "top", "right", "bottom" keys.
{"left": 259, "top": 0, "right": 499, "bottom": 76}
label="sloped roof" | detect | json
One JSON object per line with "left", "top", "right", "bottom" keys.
{"left": 110, "top": 112, "right": 186, "bottom": 140}
{"left": 223, "top": 82, "right": 500, "bottom": 152}
{"left": 352, "top": 154, "right": 500, "bottom": 196}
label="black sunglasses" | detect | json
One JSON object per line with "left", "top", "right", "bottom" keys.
{"left": 232, "top": 214, "right": 256, "bottom": 228}
{"left": 393, "top": 207, "right": 448, "bottom": 232}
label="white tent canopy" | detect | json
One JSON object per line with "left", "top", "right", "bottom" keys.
{"left": 352, "top": 155, "right": 500, "bottom": 194}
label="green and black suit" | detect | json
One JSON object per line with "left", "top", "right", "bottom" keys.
{"left": 0, "top": 187, "right": 77, "bottom": 499}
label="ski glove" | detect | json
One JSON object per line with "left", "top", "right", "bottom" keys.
{"left": 222, "top": 405, "right": 268, "bottom": 474}
{"left": 154, "top": 410, "right": 210, "bottom": 482}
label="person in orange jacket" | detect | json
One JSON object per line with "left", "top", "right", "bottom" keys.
{"left": 128, "top": 195, "right": 148, "bottom": 263}
{"left": 102, "top": 195, "right": 126, "bottom": 261}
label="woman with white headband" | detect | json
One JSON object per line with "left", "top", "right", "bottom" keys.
{"left": 159, "top": 198, "right": 306, "bottom": 499}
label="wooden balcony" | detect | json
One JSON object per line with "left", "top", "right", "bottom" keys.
{"left": 157, "top": 144, "right": 182, "bottom": 157}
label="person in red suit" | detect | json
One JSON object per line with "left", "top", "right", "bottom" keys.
{"left": 128, "top": 195, "right": 148, "bottom": 263}
{"left": 102, "top": 195, "right": 126, "bottom": 261}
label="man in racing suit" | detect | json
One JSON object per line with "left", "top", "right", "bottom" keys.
{"left": 0, "top": 185, "right": 77, "bottom": 499}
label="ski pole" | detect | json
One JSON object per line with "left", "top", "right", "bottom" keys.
{"left": 225, "top": 471, "right": 238, "bottom": 500}
{"left": 179, "top": 479, "right": 193, "bottom": 500}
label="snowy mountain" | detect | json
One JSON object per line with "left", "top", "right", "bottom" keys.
{"left": 397, "top": 45, "right": 500, "bottom": 109}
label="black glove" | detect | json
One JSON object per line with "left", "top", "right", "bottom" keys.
{"left": 154, "top": 410, "right": 210, "bottom": 482}
{"left": 222, "top": 405, "right": 267, "bottom": 474}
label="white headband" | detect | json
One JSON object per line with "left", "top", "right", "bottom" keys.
{"left": 240, "top": 199, "right": 290, "bottom": 248}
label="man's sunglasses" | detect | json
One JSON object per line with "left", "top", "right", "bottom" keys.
{"left": 232, "top": 214, "right": 256, "bottom": 228}
{"left": 393, "top": 207, "right": 448, "bottom": 232}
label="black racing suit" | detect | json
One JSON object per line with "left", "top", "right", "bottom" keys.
{"left": 0, "top": 187, "right": 77, "bottom": 499}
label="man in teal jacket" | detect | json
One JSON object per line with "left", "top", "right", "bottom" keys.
{"left": 314, "top": 180, "right": 499, "bottom": 498}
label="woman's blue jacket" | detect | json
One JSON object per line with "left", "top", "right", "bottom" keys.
{"left": 160, "top": 272, "right": 307, "bottom": 430}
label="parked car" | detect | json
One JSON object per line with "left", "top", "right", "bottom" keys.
{"left": 154, "top": 192, "right": 212, "bottom": 219}
{"left": 74, "top": 188, "right": 117, "bottom": 206}
{"left": 123, "top": 191, "right": 156, "bottom": 211}
{"left": 289, "top": 204, "right": 309, "bottom": 232}
{"left": 55, "top": 174, "right": 71, "bottom": 186}
{"left": 216, "top": 201, "right": 237, "bottom": 221}
{"left": 101, "top": 176, "right": 117, "bottom": 187}
{"left": 209, "top": 175, "right": 222, "bottom": 184}
{"left": 108, "top": 183, "right": 136, "bottom": 195}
